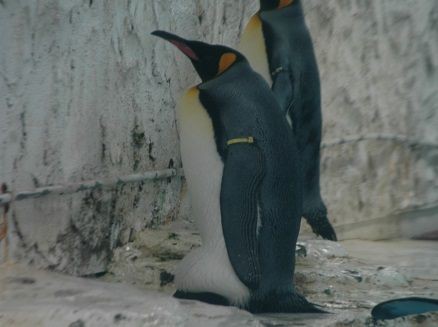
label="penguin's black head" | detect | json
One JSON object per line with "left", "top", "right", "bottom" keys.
{"left": 260, "top": 0, "right": 295, "bottom": 11}
{"left": 152, "top": 30, "right": 244, "bottom": 83}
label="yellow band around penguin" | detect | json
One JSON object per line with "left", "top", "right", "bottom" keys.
{"left": 226, "top": 136, "right": 255, "bottom": 146}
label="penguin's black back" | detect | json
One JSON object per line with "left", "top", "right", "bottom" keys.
{"left": 198, "top": 60, "right": 304, "bottom": 299}
{"left": 198, "top": 61, "right": 297, "bottom": 160}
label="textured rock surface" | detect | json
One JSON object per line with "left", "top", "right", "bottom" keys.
{"left": 0, "top": 0, "right": 437, "bottom": 273}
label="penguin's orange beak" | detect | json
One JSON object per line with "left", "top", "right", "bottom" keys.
{"left": 151, "top": 30, "right": 199, "bottom": 61}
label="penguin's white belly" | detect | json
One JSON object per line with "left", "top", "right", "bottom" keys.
{"left": 239, "top": 15, "right": 273, "bottom": 87}
{"left": 175, "top": 87, "right": 250, "bottom": 306}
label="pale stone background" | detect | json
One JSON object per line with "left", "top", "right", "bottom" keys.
{"left": 0, "top": 0, "right": 437, "bottom": 275}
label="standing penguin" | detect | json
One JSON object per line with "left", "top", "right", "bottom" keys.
{"left": 239, "top": 0, "right": 337, "bottom": 241}
{"left": 152, "top": 30, "right": 323, "bottom": 313}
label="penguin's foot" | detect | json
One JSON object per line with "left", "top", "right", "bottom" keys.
{"left": 305, "top": 214, "right": 338, "bottom": 241}
{"left": 248, "top": 289, "right": 326, "bottom": 314}
{"left": 173, "top": 290, "right": 230, "bottom": 306}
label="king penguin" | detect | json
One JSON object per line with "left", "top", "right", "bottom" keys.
{"left": 152, "top": 30, "right": 323, "bottom": 313}
{"left": 239, "top": 0, "right": 337, "bottom": 241}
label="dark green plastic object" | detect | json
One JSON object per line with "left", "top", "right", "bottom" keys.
{"left": 372, "top": 297, "right": 438, "bottom": 320}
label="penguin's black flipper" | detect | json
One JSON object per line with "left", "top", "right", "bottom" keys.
{"left": 220, "top": 143, "right": 264, "bottom": 290}
{"left": 372, "top": 297, "right": 438, "bottom": 321}
{"left": 271, "top": 69, "right": 294, "bottom": 115}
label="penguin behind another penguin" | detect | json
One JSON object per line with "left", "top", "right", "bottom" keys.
{"left": 239, "top": 0, "right": 338, "bottom": 241}
{"left": 152, "top": 30, "right": 324, "bottom": 313}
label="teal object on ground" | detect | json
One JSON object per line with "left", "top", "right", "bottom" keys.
{"left": 372, "top": 297, "right": 438, "bottom": 320}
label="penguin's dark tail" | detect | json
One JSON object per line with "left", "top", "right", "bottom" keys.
{"left": 304, "top": 209, "right": 338, "bottom": 241}
{"left": 372, "top": 297, "right": 438, "bottom": 321}
{"left": 309, "top": 218, "right": 338, "bottom": 241}
{"left": 248, "top": 289, "right": 327, "bottom": 314}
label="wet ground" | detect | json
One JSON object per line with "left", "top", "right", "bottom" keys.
{"left": 0, "top": 226, "right": 437, "bottom": 326}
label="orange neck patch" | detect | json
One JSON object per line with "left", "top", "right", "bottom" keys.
{"left": 218, "top": 53, "right": 237, "bottom": 75}
{"left": 278, "top": 0, "right": 294, "bottom": 9}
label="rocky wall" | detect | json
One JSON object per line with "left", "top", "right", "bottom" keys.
{"left": 0, "top": 0, "right": 437, "bottom": 274}
{"left": 0, "top": 0, "right": 257, "bottom": 274}
{"left": 303, "top": 0, "right": 438, "bottom": 237}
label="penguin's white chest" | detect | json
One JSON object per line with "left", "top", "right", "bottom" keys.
{"left": 239, "top": 15, "right": 272, "bottom": 86}
{"left": 175, "top": 87, "right": 250, "bottom": 305}
{"left": 177, "top": 87, "right": 224, "bottom": 241}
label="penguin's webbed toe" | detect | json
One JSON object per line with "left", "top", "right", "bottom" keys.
{"left": 248, "top": 289, "right": 326, "bottom": 314}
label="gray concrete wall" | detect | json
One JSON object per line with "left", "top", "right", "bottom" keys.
{"left": 0, "top": 0, "right": 437, "bottom": 274}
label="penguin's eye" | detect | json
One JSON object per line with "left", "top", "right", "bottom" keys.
{"left": 278, "top": 0, "right": 293, "bottom": 9}
{"left": 217, "top": 53, "right": 237, "bottom": 75}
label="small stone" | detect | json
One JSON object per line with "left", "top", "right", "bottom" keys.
{"left": 296, "top": 242, "right": 307, "bottom": 257}
{"left": 323, "top": 287, "right": 334, "bottom": 296}
{"left": 160, "top": 270, "right": 175, "bottom": 287}
{"left": 168, "top": 232, "right": 179, "bottom": 240}
{"left": 69, "top": 320, "right": 85, "bottom": 327}
{"left": 342, "top": 269, "right": 363, "bottom": 282}
{"left": 305, "top": 240, "right": 349, "bottom": 259}
{"left": 113, "top": 313, "right": 127, "bottom": 323}
{"left": 7, "top": 277, "right": 36, "bottom": 284}
{"left": 368, "top": 267, "right": 409, "bottom": 287}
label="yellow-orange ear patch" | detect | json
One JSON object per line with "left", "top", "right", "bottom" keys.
{"left": 218, "top": 53, "right": 237, "bottom": 75}
{"left": 247, "top": 14, "right": 262, "bottom": 31}
{"left": 278, "top": 0, "right": 294, "bottom": 9}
